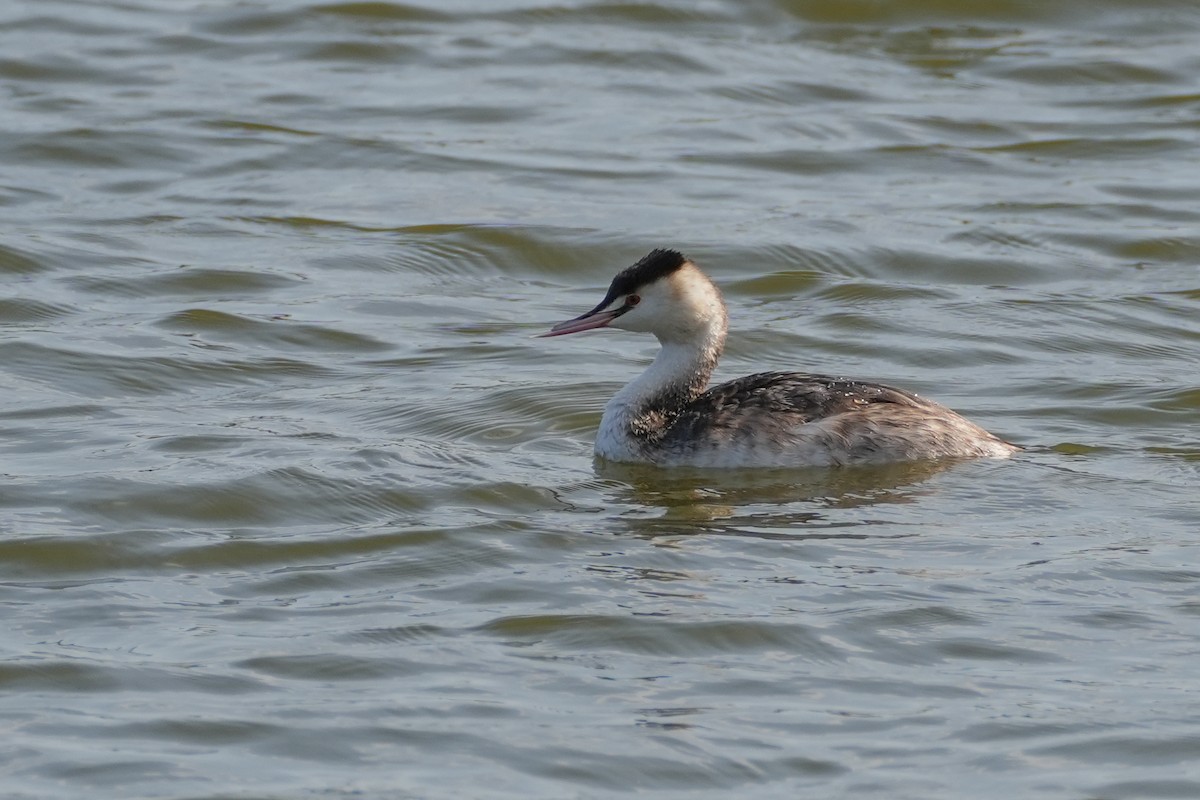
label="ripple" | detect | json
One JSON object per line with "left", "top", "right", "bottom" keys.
{"left": 479, "top": 614, "right": 843, "bottom": 659}
{"left": 72, "top": 267, "right": 302, "bottom": 298}
{"left": 0, "top": 341, "right": 335, "bottom": 397}
{"left": 813, "top": 280, "right": 954, "bottom": 303}
{"left": 203, "top": 118, "right": 320, "bottom": 137}
{"left": 298, "top": 39, "right": 422, "bottom": 63}
{"left": 491, "top": 3, "right": 727, "bottom": 25}
{"left": 0, "top": 402, "right": 109, "bottom": 422}
{"left": 1088, "top": 779, "right": 1200, "bottom": 799}
{"left": 236, "top": 653, "right": 431, "bottom": 681}
{"left": 194, "top": 9, "right": 308, "bottom": 36}
{"left": 107, "top": 718, "right": 281, "bottom": 746}
{"left": 1033, "top": 734, "right": 1200, "bottom": 766}
{"left": 935, "top": 637, "right": 1062, "bottom": 663}
{"left": 67, "top": 470, "right": 431, "bottom": 528}
{"left": 7, "top": 128, "right": 186, "bottom": 169}
{"left": 311, "top": 2, "right": 448, "bottom": 22}
{"left": 1113, "top": 235, "right": 1200, "bottom": 263}
{"left": 994, "top": 59, "right": 1183, "bottom": 86}
{"left": 0, "top": 243, "right": 51, "bottom": 275}
{"left": 156, "top": 309, "right": 392, "bottom": 353}
{"left": 339, "top": 624, "right": 447, "bottom": 645}
{"left": 0, "top": 55, "right": 141, "bottom": 84}
{"left": 711, "top": 79, "right": 877, "bottom": 106}
{"left": 0, "top": 297, "right": 75, "bottom": 323}
{"left": 0, "top": 659, "right": 263, "bottom": 694}
{"left": 979, "top": 136, "right": 1192, "bottom": 161}
{"left": 775, "top": 0, "right": 1056, "bottom": 24}
{"left": 355, "top": 381, "right": 603, "bottom": 445}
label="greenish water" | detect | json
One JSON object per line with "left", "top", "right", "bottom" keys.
{"left": 2, "top": 1, "right": 1200, "bottom": 798}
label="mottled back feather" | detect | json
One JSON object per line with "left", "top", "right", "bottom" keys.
{"left": 661, "top": 371, "right": 924, "bottom": 444}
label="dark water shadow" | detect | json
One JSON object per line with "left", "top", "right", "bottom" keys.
{"left": 594, "top": 458, "right": 969, "bottom": 540}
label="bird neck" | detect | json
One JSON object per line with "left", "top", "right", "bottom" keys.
{"left": 596, "top": 317, "right": 726, "bottom": 458}
{"left": 624, "top": 335, "right": 722, "bottom": 409}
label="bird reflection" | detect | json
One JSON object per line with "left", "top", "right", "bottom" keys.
{"left": 595, "top": 457, "right": 964, "bottom": 540}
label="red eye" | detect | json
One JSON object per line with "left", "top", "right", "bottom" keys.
{"left": 627, "top": 295, "right": 640, "bottom": 306}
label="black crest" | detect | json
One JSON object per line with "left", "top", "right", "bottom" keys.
{"left": 596, "top": 248, "right": 688, "bottom": 307}
{"left": 578, "top": 249, "right": 689, "bottom": 317}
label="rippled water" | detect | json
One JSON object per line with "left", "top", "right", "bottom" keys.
{"left": 3, "top": 1, "right": 1200, "bottom": 798}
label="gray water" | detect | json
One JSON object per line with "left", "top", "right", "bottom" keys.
{"left": 3, "top": 1, "right": 1200, "bottom": 798}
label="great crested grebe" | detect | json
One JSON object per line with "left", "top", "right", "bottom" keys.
{"left": 541, "top": 249, "right": 1018, "bottom": 468}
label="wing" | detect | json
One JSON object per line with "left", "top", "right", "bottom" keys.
{"left": 660, "top": 371, "right": 928, "bottom": 447}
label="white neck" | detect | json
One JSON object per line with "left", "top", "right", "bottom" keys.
{"left": 594, "top": 323, "right": 726, "bottom": 462}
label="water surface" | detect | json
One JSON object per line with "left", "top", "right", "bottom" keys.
{"left": 3, "top": 1, "right": 1200, "bottom": 798}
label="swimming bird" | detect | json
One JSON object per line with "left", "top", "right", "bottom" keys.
{"left": 541, "top": 249, "right": 1018, "bottom": 468}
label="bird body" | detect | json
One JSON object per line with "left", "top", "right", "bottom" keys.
{"left": 542, "top": 249, "right": 1017, "bottom": 468}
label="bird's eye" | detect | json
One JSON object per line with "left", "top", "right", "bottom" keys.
{"left": 627, "top": 295, "right": 640, "bottom": 306}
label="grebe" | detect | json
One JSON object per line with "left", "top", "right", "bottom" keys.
{"left": 541, "top": 249, "right": 1018, "bottom": 468}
